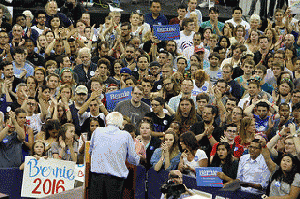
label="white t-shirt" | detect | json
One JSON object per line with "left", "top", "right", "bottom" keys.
{"left": 182, "top": 42, "right": 210, "bottom": 61}
{"left": 220, "top": 57, "right": 240, "bottom": 69}
{"left": 26, "top": 113, "right": 43, "bottom": 136}
{"left": 225, "top": 18, "right": 250, "bottom": 30}
{"left": 182, "top": 149, "right": 207, "bottom": 177}
{"left": 192, "top": 80, "right": 210, "bottom": 97}
{"left": 131, "top": 23, "right": 151, "bottom": 38}
{"left": 176, "top": 31, "right": 195, "bottom": 54}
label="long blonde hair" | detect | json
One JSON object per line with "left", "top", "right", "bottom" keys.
{"left": 239, "top": 117, "right": 254, "bottom": 145}
{"left": 163, "top": 130, "right": 180, "bottom": 160}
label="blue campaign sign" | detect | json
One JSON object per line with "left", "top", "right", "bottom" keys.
{"left": 153, "top": 24, "right": 180, "bottom": 41}
{"left": 196, "top": 167, "right": 223, "bottom": 187}
{"left": 106, "top": 87, "right": 132, "bottom": 112}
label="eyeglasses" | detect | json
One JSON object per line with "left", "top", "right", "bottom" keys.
{"left": 226, "top": 130, "right": 237, "bottom": 133}
{"left": 182, "top": 84, "right": 193, "bottom": 87}
{"left": 280, "top": 78, "right": 292, "bottom": 84}
{"left": 151, "top": 103, "right": 160, "bottom": 107}
{"left": 27, "top": 103, "right": 36, "bottom": 106}
{"left": 77, "top": 93, "right": 87, "bottom": 96}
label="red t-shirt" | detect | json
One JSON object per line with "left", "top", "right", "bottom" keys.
{"left": 210, "top": 141, "right": 244, "bottom": 158}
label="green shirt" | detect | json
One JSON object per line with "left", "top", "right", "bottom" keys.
{"left": 200, "top": 20, "right": 225, "bottom": 34}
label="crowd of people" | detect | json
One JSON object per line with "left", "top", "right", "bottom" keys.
{"left": 0, "top": 0, "right": 300, "bottom": 198}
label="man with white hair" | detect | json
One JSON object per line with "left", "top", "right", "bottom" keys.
{"left": 89, "top": 112, "right": 140, "bottom": 199}
{"left": 245, "top": 14, "right": 263, "bottom": 40}
{"left": 44, "top": 1, "right": 73, "bottom": 29}
{"left": 73, "top": 47, "right": 97, "bottom": 84}
{"left": 12, "top": 13, "right": 39, "bottom": 43}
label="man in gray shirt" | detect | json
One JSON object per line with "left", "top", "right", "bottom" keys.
{"left": 0, "top": 112, "right": 25, "bottom": 168}
{"left": 204, "top": 52, "right": 222, "bottom": 85}
{"left": 114, "top": 85, "right": 150, "bottom": 127}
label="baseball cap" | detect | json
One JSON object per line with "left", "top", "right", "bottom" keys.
{"left": 75, "top": 85, "right": 88, "bottom": 95}
{"left": 195, "top": 45, "right": 205, "bottom": 53}
{"left": 149, "top": 61, "right": 161, "bottom": 68}
{"left": 120, "top": 67, "right": 132, "bottom": 75}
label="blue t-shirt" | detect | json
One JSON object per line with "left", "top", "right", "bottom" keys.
{"left": 254, "top": 114, "right": 269, "bottom": 133}
{"left": 144, "top": 13, "right": 168, "bottom": 28}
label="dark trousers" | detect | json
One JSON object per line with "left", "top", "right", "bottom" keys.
{"left": 248, "top": 0, "right": 267, "bottom": 19}
{"left": 89, "top": 172, "right": 125, "bottom": 199}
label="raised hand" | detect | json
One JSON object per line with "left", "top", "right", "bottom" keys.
{"left": 20, "top": 69, "right": 27, "bottom": 79}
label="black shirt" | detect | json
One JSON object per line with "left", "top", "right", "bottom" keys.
{"left": 69, "top": 103, "right": 82, "bottom": 136}
{"left": 26, "top": 52, "right": 45, "bottom": 67}
{"left": 228, "top": 79, "right": 243, "bottom": 100}
{"left": 0, "top": 21, "right": 12, "bottom": 32}
{"left": 152, "top": 79, "right": 163, "bottom": 92}
{"left": 103, "top": 76, "right": 120, "bottom": 87}
{"left": 11, "top": 77, "right": 25, "bottom": 94}
{"left": 81, "top": 115, "right": 105, "bottom": 135}
{"left": 73, "top": 62, "right": 97, "bottom": 84}
{"left": 210, "top": 159, "right": 239, "bottom": 183}
{"left": 145, "top": 112, "right": 173, "bottom": 133}
{"left": 145, "top": 136, "right": 161, "bottom": 170}
{"left": 190, "top": 121, "right": 224, "bottom": 158}
{"left": 232, "top": 66, "right": 243, "bottom": 80}
{"left": 9, "top": 100, "right": 21, "bottom": 112}
{"left": 254, "top": 50, "right": 272, "bottom": 67}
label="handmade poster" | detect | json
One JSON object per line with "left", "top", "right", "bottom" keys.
{"left": 289, "top": 0, "right": 300, "bottom": 14}
{"left": 153, "top": 24, "right": 180, "bottom": 41}
{"left": 195, "top": 167, "right": 223, "bottom": 187}
{"left": 106, "top": 86, "right": 132, "bottom": 112}
{"left": 21, "top": 156, "right": 76, "bottom": 198}
{"left": 75, "top": 164, "right": 85, "bottom": 182}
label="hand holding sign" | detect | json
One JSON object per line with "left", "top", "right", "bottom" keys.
{"left": 153, "top": 24, "right": 180, "bottom": 41}
{"left": 21, "top": 157, "right": 75, "bottom": 198}
{"left": 196, "top": 167, "right": 223, "bottom": 187}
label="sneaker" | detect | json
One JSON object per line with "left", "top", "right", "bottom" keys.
{"left": 209, "top": 1, "right": 214, "bottom": 8}
{"left": 199, "top": 1, "right": 209, "bottom": 7}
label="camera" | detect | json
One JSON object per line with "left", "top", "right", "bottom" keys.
{"left": 160, "top": 180, "right": 186, "bottom": 199}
